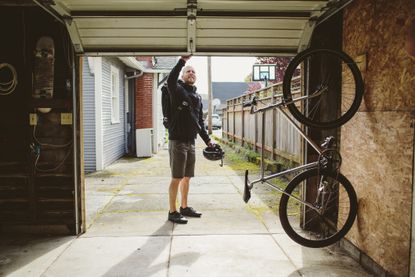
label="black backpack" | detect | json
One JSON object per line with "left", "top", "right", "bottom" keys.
{"left": 161, "top": 82, "right": 202, "bottom": 131}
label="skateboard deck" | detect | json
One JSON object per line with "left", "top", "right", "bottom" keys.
{"left": 33, "top": 36, "right": 54, "bottom": 112}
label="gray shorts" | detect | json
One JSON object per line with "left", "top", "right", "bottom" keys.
{"left": 169, "top": 140, "right": 196, "bottom": 178}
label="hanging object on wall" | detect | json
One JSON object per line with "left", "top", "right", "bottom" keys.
{"left": 33, "top": 36, "right": 55, "bottom": 113}
{"left": 0, "top": 63, "right": 18, "bottom": 96}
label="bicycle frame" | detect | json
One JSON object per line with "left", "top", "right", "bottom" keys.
{"left": 245, "top": 94, "right": 327, "bottom": 211}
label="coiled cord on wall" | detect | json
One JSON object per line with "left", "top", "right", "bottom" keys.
{"left": 0, "top": 63, "right": 18, "bottom": 96}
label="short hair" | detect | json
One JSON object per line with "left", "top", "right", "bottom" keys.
{"left": 181, "top": 65, "right": 196, "bottom": 77}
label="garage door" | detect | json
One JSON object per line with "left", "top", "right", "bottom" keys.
{"left": 35, "top": 0, "right": 352, "bottom": 55}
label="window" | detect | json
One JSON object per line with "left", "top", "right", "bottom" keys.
{"left": 110, "top": 66, "right": 120, "bottom": 124}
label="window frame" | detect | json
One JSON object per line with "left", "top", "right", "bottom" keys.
{"left": 110, "top": 65, "right": 120, "bottom": 124}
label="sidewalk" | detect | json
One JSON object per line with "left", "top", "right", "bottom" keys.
{"left": 0, "top": 137, "right": 372, "bottom": 277}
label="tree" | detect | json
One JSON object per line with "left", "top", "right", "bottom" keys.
{"left": 246, "top": 82, "right": 262, "bottom": 93}
{"left": 243, "top": 72, "right": 262, "bottom": 93}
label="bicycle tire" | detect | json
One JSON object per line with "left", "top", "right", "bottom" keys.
{"left": 279, "top": 168, "right": 357, "bottom": 248}
{"left": 282, "top": 48, "right": 364, "bottom": 129}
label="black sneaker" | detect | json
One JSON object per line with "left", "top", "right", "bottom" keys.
{"left": 168, "top": 211, "right": 188, "bottom": 224}
{"left": 180, "top": 206, "right": 202, "bottom": 218}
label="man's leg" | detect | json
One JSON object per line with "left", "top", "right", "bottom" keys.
{"left": 168, "top": 177, "right": 188, "bottom": 224}
{"left": 168, "top": 140, "right": 188, "bottom": 224}
{"left": 180, "top": 177, "right": 191, "bottom": 208}
{"left": 169, "top": 178, "right": 181, "bottom": 212}
{"left": 179, "top": 177, "right": 201, "bottom": 217}
{"left": 179, "top": 142, "right": 201, "bottom": 217}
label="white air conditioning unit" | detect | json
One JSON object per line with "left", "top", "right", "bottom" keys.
{"left": 136, "top": 128, "right": 153, "bottom": 157}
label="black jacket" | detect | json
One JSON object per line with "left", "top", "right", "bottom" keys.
{"left": 167, "top": 59, "right": 210, "bottom": 144}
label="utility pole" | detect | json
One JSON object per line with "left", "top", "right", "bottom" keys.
{"left": 207, "top": 56, "right": 213, "bottom": 134}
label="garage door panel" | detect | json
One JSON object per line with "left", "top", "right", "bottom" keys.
{"left": 80, "top": 29, "right": 187, "bottom": 38}
{"left": 198, "top": 0, "right": 328, "bottom": 11}
{"left": 197, "top": 29, "right": 303, "bottom": 38}
{"left": 74, "top": 17, "right": 187, "bottom": 29}
{"left": 197, "top": 17, "right": 306, "bottom": 30}
{"left": 197, "top": 37, "right": 299, "bottom": 47}
{"left": 196, "top": 45, "right": 296, "bottom": 53}
{"left": 82, "top": 37, "right": 187, "bottom": 49}
{"left": 59, "top": 0, "right": 187, "bottom": 11}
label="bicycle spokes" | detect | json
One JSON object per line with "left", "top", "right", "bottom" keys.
{"left": 283, "top": 48, "right": 364, "bottom": 129}
{"left": 309, "top": 53, "right": 355, "bottom": 124}
{"left": 290, "top": 179, "right": 349, "bottom": 241}
{"left": 279, "top": 169, "right": 357, "bottom": 248}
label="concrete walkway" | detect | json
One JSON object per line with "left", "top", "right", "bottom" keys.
{"left": 0, "top": 137, "right": 372, "bottom": 277}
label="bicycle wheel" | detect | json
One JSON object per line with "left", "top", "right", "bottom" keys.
{"left": 282, "top": 48, "right": 364, "bottom": 129}
{"left": 279, "top": 169, "right": 357, "bottom": 248}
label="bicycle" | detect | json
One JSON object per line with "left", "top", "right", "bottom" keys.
{"left": 242, "top": 48, "right": 364, "bottom": 248}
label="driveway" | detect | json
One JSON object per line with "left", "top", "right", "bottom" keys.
{"left": 0, "top": 137, "right": 372, "bottom": 276}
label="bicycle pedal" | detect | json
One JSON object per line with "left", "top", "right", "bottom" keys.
{"left": 243, "top": 170, "right": 251, "bottom": 203}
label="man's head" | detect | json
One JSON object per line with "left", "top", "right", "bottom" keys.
{"left": 181, "top": 65, "right": 196, "bottom": 85}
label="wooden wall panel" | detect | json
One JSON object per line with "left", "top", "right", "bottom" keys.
{"left": 342, "top": 112, "right": 413, "bottom": 276}
{"left": 344, "top": 0, "right": 415, "bottom": 112}
{"left": 342, "top": 0, "right": 415, "bottom": 275}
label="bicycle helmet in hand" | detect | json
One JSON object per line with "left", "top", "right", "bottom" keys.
{"left": 203, "top": 144, "right": 225, "bottom": 166}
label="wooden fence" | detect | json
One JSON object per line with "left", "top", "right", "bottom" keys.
{"left": 222, "top": 77, "right": 302, "bottom": 164}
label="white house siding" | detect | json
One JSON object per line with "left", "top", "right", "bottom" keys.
{"left": 101, "top": 58, "right": 126, "bottom": 168}
{"left": 82, "top": 57, "right": 96, "bottom": 172}
{"left": 155, "top": 84, "right": 166, "bottom": 150}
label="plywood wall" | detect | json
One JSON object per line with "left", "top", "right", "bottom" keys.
{"left": 342, "top": 0, "right": 415, "bottom": 276}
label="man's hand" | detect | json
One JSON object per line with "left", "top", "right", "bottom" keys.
{"left": 181, "top": 55, "right": 192, "bottom": 62}
{"left": 207, "top": 141, "right": 215, "bottom": 148}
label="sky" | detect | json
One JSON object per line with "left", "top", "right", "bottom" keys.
{"left": 183, "top": 56, "right": 257, "bottom": 95}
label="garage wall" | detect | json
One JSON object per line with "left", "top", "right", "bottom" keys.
{"left": 0, "top": 8, "right": 27, "bottom": 167}
{"left": 341, "top": 0, "right": 415, "bottom": 276}
{"left": 0, "top": 7, "right": 76, "bottom": 230}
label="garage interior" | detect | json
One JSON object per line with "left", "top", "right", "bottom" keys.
{"left": 0, "top": 5, "right": 80, "bottom": 233}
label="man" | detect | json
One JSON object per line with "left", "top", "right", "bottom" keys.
{"left": 166, "top": 55, "right": 213, "bottom": 224}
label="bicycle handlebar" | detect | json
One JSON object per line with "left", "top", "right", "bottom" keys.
{"left": 242, "top": 96, "right": 257, "bottom": 107}
{"left": 242, "top": 102, "right": 252, "bottom": 108}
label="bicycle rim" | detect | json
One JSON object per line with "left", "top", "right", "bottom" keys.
{"left": 282, "top": 48, "right": 364, "bottom": 129}
{"left": 279, "top": 169, "right": 357, "bottom": 248}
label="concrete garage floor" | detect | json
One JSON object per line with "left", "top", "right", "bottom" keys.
{"left": 0, "top": 137, "right": 372, "bottom": 277}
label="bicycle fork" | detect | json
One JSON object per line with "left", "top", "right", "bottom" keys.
{"left": 314, "top": 175, "right": 337, "bottom": 215}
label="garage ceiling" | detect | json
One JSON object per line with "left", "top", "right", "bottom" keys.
{"left": 34, "top": 0, "right": 353, "bottom": 55}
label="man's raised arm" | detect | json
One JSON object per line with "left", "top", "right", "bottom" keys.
{"left": 167, "top": 55, "right": 191, "bottom": 94}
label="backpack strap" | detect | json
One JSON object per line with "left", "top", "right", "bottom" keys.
{"left": 180, "top": 91, "right": 202, "bottom": 132}
{"left": 162, "top": 83, "right": 172, "bottom": 128}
